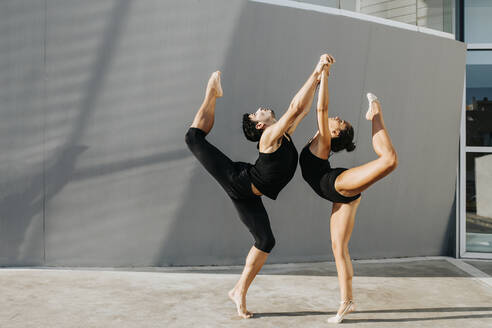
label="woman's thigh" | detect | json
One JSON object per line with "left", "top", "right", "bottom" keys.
{"left": 334, "top": 158, "right": 394, "bottom": 197}
{"left": 330, "top": 198, "right": 361, "bottom": 246}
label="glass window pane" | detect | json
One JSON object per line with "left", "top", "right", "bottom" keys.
{"left": 465, "top": 0, "right": 492, "bottom": 43}
{"left": 466, "top": 152, "right": 492, "bottom": 253}
{"left": 466, "top": 51, "right": 492, "bottom": 147}
{"left": 417, "top": 0, "right": 455, "bottom": 34}
{"left": 294, "top": 1, "right": 455, "bottom": 33}
{"left": 360, "top": 0, "right": 417, "bottom": 25}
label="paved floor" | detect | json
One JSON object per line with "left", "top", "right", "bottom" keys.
{"left": 1, "top": 257, "right": 491, "bottom": 328}
{"left": 465, "top": 259, "right": 492, "bottom": 276}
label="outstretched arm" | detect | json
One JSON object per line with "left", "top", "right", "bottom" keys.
{"left": 285, "top": 72, "right": 319, "bottom": 136}
{"left": 261, "top": 55, "right": 331, "bottom": 147}
{"left": 309, "top": 56, "right": 334, "bottom": 159}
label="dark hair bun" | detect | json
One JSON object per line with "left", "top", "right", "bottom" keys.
{"left": 346, "top": 142, "right": 356, "bottom": 152}
{"left": 331, "top": 124, "right": 356, "bottom": 153}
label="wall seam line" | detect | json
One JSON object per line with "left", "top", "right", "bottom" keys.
{"left": 42, "top": 0, "right": 47, "bottom": 265}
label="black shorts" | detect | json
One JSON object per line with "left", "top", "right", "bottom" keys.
{"left": 299, "top": 144, "right": 361, "bottom": 204}
{"left": 185, "top": 127, "right": 276, "bottom": 253}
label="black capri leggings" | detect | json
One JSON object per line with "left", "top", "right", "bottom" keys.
{"left": 185, "top": 127, "right": 276, "bottom": 253}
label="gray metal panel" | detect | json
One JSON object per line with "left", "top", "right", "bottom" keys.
{"left": 0, "top": 0, "right": 45, "bottom": 265}
{"left": 158, "top": 1, "right": 465, "bottom": 265}
{"left": 349, "top": 24, "right": 466, "bottom": 258}
{"left": 43, "top": 0, "right": 247, "bottom": 266}
{"left": 1, "top": 0, "right": 466, "bottom": 266}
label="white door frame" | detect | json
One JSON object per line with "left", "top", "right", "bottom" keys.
{"left": 458, "top": 43, "right": 492, "bottom": 259}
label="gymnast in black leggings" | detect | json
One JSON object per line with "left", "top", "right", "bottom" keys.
{"left": 185, "top": 55, "right": 331, "bottom": 319}
{"left": 299, "top": 56, "right": 398, "bottom": 324}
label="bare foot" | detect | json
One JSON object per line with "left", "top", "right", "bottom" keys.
{"left": 228, "top": 289, "right": 253, "bottom": 319}
{"left": 207, "top": 71, "right": 223, "bottom": 97}
{"left": 365, "top": 92, "right": 380, "bottom": 120}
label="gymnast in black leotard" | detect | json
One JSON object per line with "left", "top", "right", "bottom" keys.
{"left": 185, "top": 56, "right": 330, "bottom": 319}
{"left": 298, "top": 56, "right": 398, "bottom": 324}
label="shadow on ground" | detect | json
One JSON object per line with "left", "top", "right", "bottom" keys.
{"left": 254, "top": 307, "right": 492, "bottom": 322}
{"left": 137, "top": 259, "right": 473, "bottom": 277}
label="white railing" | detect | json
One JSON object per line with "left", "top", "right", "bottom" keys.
{"left": 299, "top": 0, "right": 455, "bottom": 34}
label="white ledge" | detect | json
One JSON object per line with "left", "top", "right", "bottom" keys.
{"left": 467, "top": 43, "right": 492, "bottom": 50}
{"left": 250, "top": 0, "right": 455, "bottom": 40}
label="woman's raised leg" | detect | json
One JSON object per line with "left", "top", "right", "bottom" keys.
{"left": 334, "top": 99, "right": 398, "bottom": 197}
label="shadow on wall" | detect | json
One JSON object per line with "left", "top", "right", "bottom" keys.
{"left": 151, "top": 1, "right": 369, "bottom": 266}
{"left": 153, "top": 1, "right": 255, "bottom": 266}
{"left": 0, "top": 0, "right": 463, "bottom": 267}
{"left": 153, "top": 0, "right": 462, "bottom": 266}
{"left": 0, "top": 0, "right": 132, "bottom": 265}
{"left": 442, "top": 191, "right": 457, "bottom": 257}
{"left": 0, "top": 0, "right": 45, "bottom": 265}
{"left": 153, "top": 1, "right": 341, "bottom": 266}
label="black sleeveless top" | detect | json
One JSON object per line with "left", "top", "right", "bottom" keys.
{"left": 248, "top": 134, "right": 298, "bottom": 200}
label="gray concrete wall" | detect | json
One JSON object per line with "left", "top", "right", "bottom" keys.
{"left": 0, "top": 0, "right": 465, "bottom": 266}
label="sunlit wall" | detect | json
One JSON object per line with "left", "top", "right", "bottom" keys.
{"left": 0, "top": 0, "right": 465, "bottom": 266}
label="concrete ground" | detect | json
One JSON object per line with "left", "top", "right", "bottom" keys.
{"left": 1, "top": 257, "right": 491, "bottom": 328}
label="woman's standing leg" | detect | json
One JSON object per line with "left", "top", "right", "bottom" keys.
{"left": 329, "top": 197, "right": 361, "bottom": 319}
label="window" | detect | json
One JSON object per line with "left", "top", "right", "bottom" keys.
{"left": 296, "top": 0, "right": 455, "bottom": 33}
{"left": 460, "top": 0, "right": 492, "bottom": 257}
{"left": 465, "top": 152, "right": 492, "bottom": 253}
{"left": 465, "top": 0, "right": 492, "bottom": 43}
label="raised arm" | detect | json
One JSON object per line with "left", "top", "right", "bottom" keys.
{"left": 317, "top": 68, "right": 331, "bottom": 146}
{"left": 309, "top": 55, "right": 335, "bottom": 159}
{"left": 261, "top": 55, "right": 331, "bottom": 148}
{"left": 284, "top": 72, "right": 320, "bottom": 136}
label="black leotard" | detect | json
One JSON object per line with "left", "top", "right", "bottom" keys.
{"left": 248, "top": 134, "right": 298, "bottom": 200}
{"left": 299, "top": 144, "right": 360, "bottom": 204}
